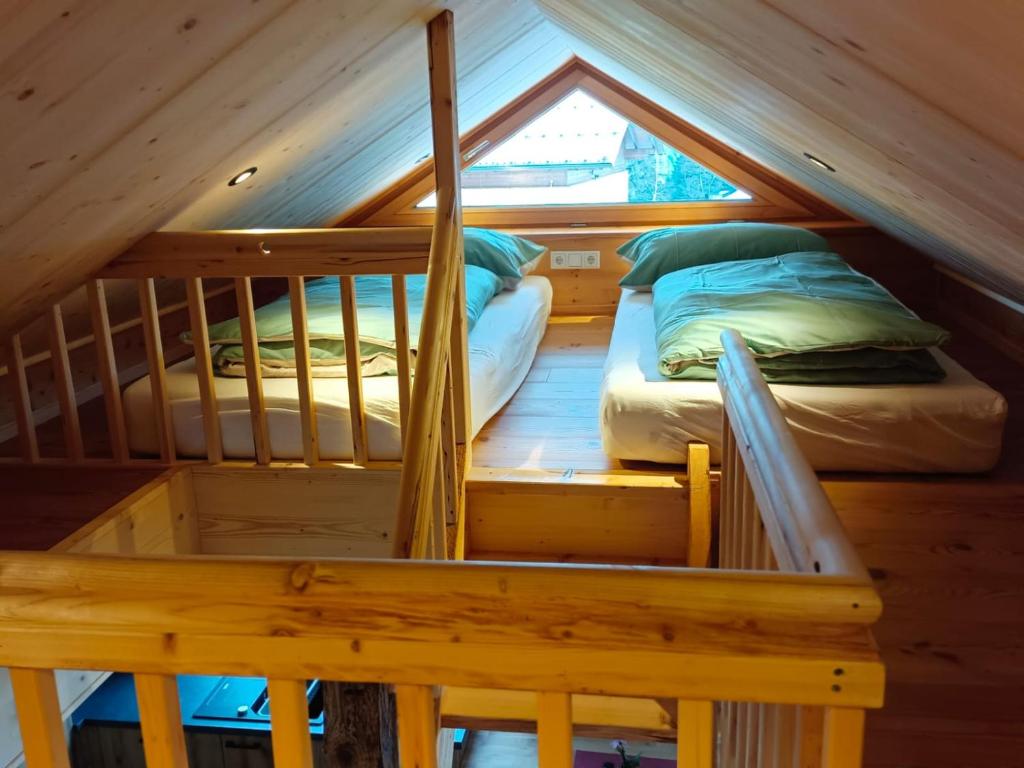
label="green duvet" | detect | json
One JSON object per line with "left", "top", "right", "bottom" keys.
{"left": 193, "top": 265, "right": 503, "bottom": 378}
{"left": 653, "top": 251, "right": 950, "bottom": 383}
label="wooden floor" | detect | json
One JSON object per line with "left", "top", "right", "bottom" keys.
{"left": 473, "top": 315, "right": 680, "bottom": 474}
{"left": 0, "top": 465, "right": 164, "bottom": 550}
{"left": 473, "top": 313, "right": 1024, "bottom": 768}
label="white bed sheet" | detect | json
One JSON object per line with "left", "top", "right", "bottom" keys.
{"left": 601, "top": 290, "right": 1007, "bottom": 472}
{"left": 125, "top": 277, "right": 553, "bottom": 461}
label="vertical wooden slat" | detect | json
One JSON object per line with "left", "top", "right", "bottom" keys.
{"left": 439, "top": 362, "right": 460, "bottom": 560}
{"left": 798, "top": 706, "right": 825, "bottom": 768}
{"left": 138, "top": 278, "right": 175, "bottom": 462}
{"left": 821, "top": 708, "right": 864, "bottom": 768}
{"left": 686, "top": 442, "right": 712, "bottom": 567}
{"left": 774, "top": 705, "right": 797, "bottom": 768}
{"left": 135, "top": 673, "right": 188, "bottom": 768}
{"left": 87, "top": 280, "right": 130, "bottom": 462}
{"left": 186, "top": 277, "right": 223, "bottom": 463}
{"left": 288, "top": 276, "right": 319, "bottom": 465}
{"left": 267, "top": 679, "right": 314, "bottom": 768}
{"left": 5, "top": 334, "right": 39, "bottom": 463}
{"left": 47, "top": 304, "right": 84, "bottom": 461}
{"left": 234, "top": 277, "right": 271, "bottom": 464}
{"left": 536, "top": 692, "right": 573, "bottom": 768}
{"left": 395, "top": 684, "right": 437, "bottom": 768}
{"left": 729, "top": 433, "right": 743, "bottom": 572}
{"left": 9, "top": 668, "right": 70, "bottom": 768}
{"left": 392, "top": 275, "right": 413, "bottom": 445}
{"left": 339, "top": 276, "right": 369, "bottom": 465}
{"left": 677, "top": 699, "right": 713, "bottom": 768}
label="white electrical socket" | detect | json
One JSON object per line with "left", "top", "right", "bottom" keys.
{"left": 551, "top": 250, "right": 601, "bottom": 269}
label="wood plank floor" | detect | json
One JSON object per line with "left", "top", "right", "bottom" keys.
{"left": 473, "top": 315, "right": 681, "bottom": 475}
{"left": 0, "top": 464, "right": 165, "bottom": 550}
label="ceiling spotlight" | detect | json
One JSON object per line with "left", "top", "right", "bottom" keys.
{"left": 228, "top": 167, "right": 258, "bottom": 186}
{"left": 803, "top": 153, "right": 835, "bottom": 173}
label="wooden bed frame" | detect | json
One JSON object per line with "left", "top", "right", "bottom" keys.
{"left": 0, "top": 11, "right": 882, "bottom": 767}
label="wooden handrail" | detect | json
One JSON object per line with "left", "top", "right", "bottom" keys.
{"left": 717, "top": 329, "right": 871, "bottom": 582}
{"left": 0, "top": 551, "right": 883, "bottom": 707}
{"left": 392, "top": 10, "right": 464, "bottom": 558}
{"left": 99, "top": 227, "right": 433, "bottom": 278}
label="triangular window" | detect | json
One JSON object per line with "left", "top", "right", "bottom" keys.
{"left": 417, "top": 89, "right": 750, "bottom": 209}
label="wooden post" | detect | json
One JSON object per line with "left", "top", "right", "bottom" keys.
{"left": 267, "top": 679, "right": 315, "bottom": 768}
{"left": 138, "top": 278, "right": 176, "bottom": 462}
{"left": 322, "top": 683, "right": 397, "bottom": 768}
{"left": 537, "top": 692, "right": 573, "bottom": 768}
{"left": 677, "top": 699, "right": 713, "bottom": 768}
{"left": 5, "top": 334, "right": 39, "bottom": 463}
{"left": 47, "top": 304, "right": 84, "bottom": 461}
{"left": 135, "top": 673, "right": 188, "bottom": 768}
{"left": 686, "top": 442, "right": 712, "bottom": 567}
{"left": 392, "top": 275, "right": 413, "bottom": 444}
{"left": 234, "top": 277, "right": 271, "bottom": 464}
{"left": 395, "top": 685, "right": 437, "bottom": 768}
{"left": 392, "top": 9, "right": 463, "bottom": 558}
{"left": 10, "top": 668, "right": 71, "bottom": 768}
{"left": 289, "top": 276, "right": 319, "bottom": 465}
{"left": 340, "top": 276, "right": 369, "bottom": 465}
{"left": 186, "top": 277, "right": 224, "bottom": 463}
{"left": 821, "top": 708, "right": 864, "bottom": 768}
{"left": 87, "top": 279, "right": 130, "bottom": 462}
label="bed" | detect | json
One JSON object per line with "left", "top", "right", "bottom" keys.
{"left": 601, "top": 289, "right": 1008, "bottom": 472}
{"left": 125, "top": 276, "right": 553, "bottom": 461}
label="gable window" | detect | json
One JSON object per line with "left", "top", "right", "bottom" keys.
{"left": 417, "top": 89, "right": 750, "bottom": 209}
{"left": 342, "top": 59, "right": 822, "bottom": 228}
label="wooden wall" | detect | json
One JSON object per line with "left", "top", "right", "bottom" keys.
{"left": 518, "top": 224, "right": 938, "bottom": 318}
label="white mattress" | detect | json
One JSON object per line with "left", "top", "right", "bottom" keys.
{"left": 125, "top": 277, "right": 553, "bottom": 461}
{"left": 601, "top": 290, "right": 1008, "bottom": 473}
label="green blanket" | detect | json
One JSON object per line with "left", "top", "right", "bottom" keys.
{"left": 653, "top": 251, "right": 950, "bottom": 383}
{"left": 195, "top": 265, "right": 503, "bottom": 378}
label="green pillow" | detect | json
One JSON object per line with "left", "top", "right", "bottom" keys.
{"left": 619, "top": 223, "right": 832, "bottom": 290}
{"left": 464, "top": 227, "right": 546, "bottom": 289}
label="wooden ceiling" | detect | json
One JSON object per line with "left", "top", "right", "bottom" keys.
{"left": 536, "top": 0, "right": 1024, "bottom": 300}
{"left": 2, "top": 0, "right": 1022, "bottom": 335}
{"left": 0, "top": 0, "right": 571, "bottom": 336}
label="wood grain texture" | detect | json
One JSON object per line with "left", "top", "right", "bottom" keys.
{"left": 4, "top": 334, "right": 39, "bottom": 462}
{"left": 46, "top": 304, "right": 84, "bottom": 461}
{"left": 135, "top": 673, "right": 189, "bottom": 768}
{"left": 85, "top": 280, "right": 130, "bottom": 463}
{"left": 191, "top": 464, "right": 400, "bottom": 558}
{"left": 288, "top": 277, "right": 319, "bottom": 465}
{"left": 536, "top": 692, "right": 573, "bottom": 768}
{"left": 395, "top": 685, "right": 437, "bottom": 768}
{"left": 536, "top": 0, "right": 1024, "bottom": 300}
{"left": 137, "top": 278, "right": 176, "bottom": 462}
{"left": 233, "top": 277, "right": 271, "bottom": 464}
{"left": 338, "top": 276, "right": 369, "bottom": 466}
{"left": 0, "top": 1, "right": 572, "bottom": 337}
{"left": 8, "top": 668, "right": 70, "bottom": 768}
{"left": 266, "top": 679, "right": 315, "bottom": 768}
{"left": 185, "top": 277, "right": 223, "bottom": 463}
{"left": 0, "top": 551, "right": 883, "bottom": 706}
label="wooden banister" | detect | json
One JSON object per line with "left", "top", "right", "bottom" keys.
{"left": 717, "top": 329, "right": 869, "bottom": 581}
{"left": 100, "top": 227, "right": 433, "bottom": 278}
{"left": 393, "top": 9, "right": 464, "bottom": 559}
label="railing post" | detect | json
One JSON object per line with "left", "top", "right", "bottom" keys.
{"left": 821, "top": 707, "right": 865, "bottom": 768}
{"left": 10, "top": 668, "right": 71, "bottom": 768}
{"left": 537, "top": 692, "right": 573, "bottom": 768}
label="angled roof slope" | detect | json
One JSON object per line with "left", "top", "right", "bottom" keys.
{"left": 1, "top": 0, "right": 1021, "bottom": 335}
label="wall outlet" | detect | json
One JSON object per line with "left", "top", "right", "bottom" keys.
{"left": 551, "top": 250, "right": 601, "bottom": 270}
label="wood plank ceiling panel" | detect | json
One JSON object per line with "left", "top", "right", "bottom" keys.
{"left": 0, "top": 0, "right": 570, "bottom": 337}
{"left": 535, "top": 0, "right": 1024, "bottom": 300}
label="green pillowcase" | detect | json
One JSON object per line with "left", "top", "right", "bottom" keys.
{"left": 653, "top": 251, "right": 951, "bottom": 383}
{"left": 464, "top": 227, "right": 546, "bottom": 289}
{"left": 619, "top": 223, "right": 832, "bottom": 290}
{"left": 189, "top": 265, "right": 503, "bottom": 378}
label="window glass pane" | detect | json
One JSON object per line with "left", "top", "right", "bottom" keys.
{"left": 417, "top": 89, "right": 750, "bottom": 208}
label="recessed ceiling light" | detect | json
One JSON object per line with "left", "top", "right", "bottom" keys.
{"left": 803, "top": 153, "right": 835, "bottom": 173}
{"left": 228, "top": 167, "right": 258, "bottom": 186}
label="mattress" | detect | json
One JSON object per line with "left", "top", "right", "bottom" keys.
{"left": 601, "top": 289, "right": 1007, "bottom": 472}
{"left": 125, "top": 276, "right": 553, "bottom": 461}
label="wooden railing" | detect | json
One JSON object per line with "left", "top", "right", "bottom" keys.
{"left": 716, "top": 329, "right": 880, "bottom": 766}
{"left": 0, "top": 332, "right": 884, "bottom": 768}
